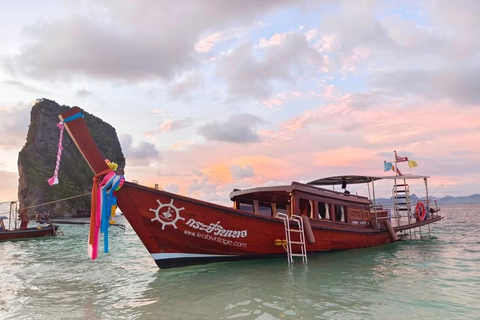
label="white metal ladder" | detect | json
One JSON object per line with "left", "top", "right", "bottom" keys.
{"left": 393, "top": 183, "right": 412, "bottom": 224}
{"left": 277, "top": 213, "right": 308, "bottom": 265}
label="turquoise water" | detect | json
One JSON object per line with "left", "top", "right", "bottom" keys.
{"left": 1, "top": 204, "right": 479, "bottom": 319}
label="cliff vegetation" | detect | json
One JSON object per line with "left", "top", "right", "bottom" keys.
{"left": 18, "top": 99, "right": 125, "bottom": 217}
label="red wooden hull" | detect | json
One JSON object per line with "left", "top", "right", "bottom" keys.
{"left": 117, "top": 182, "right": 395, "bottom": 269}
{"left": 0, "top": 225, "right": 58, "bottom": 241}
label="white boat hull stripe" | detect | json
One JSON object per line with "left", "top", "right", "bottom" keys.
{"left": 151, "top": 253, "right": 238, "bottom": 260}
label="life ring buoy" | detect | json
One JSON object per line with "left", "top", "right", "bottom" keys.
{"left": 415, "top": 201, "right": 426, "bottom": 221}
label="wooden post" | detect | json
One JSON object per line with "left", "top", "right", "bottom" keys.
{"left": 253, "top": 200, "right": 259, "bottom": 214}
{"left": 271, "top": 203, "right": 277, "bottom": 218}
{"left": 384, "top": 220, "right": 398, "bottom": 242}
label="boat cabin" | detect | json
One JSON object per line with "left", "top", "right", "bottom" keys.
{"left": 230, "top": 182, "right": 373, "bottom": 226}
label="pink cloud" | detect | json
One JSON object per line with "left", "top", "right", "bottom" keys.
{"left": 259, "top": 33, "right": 289, "bottom": 47}
{"left": 304, "top": 29, "right": 317, "bottom": 42}
{"left": 312, "top": 147, "right": 375, "bottom": 167}
{"left": 195, "top": 27, "right": 245, "bottom": 53}
{"left": 0, "top": 170, "right": 19, "bottom": 201}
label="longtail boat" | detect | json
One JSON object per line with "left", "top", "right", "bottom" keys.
{"left": 59, "top": 107, "right": 443, "bottom": 269}
{"left": 0, "top": 224, "right": 59, "bottom": 241}
{"left": 0, "top": 216, "right": 59, "bottom": 241}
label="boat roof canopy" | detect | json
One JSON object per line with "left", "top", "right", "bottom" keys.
{"left": 308, "top": 174, "right": 430, "bottom": 186}
{"left": 230, "top": 181, "right": 371, "bottom": 205}
{"left": 0, "top": 216, "right": 8, "bottom": 220}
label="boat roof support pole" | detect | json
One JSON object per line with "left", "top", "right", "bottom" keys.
{"left": 367, "top": 182, "right": 371, "bottom": 201}
{"left": 424, "top": 177, "right": 429, "bottom": 212}
{"left": 290, "top": 195, "right": 295, "bottom": 219}
{"left": 9, "top": 201, "right": 18, "bottom": 230}
{"left": 371, "top": 178, "right": 377, "bottom": 228}
{"left": 402, "top": 178, "right": 410, "bottom": 225}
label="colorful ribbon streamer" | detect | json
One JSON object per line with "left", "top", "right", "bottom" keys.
{"left": 48, "top": 112, "right": 84, "bottom": 186}
{"left": 89, "top": 169, "right": 125, "bottom": 260}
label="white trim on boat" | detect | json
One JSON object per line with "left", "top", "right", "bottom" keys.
{"left": 151, "top": 253, "right": 238, "bottom": 260}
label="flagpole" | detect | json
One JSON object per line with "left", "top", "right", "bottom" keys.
{"left": 394, "top": 150, "right": 402, "bottom": 175}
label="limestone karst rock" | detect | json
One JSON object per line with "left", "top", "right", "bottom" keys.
{"left": 18, "top": 99, "right": 125, "bottom": 217}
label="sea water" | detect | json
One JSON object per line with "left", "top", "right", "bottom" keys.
{"left": 0, "top": 204, "right": 479, "bottom": 320}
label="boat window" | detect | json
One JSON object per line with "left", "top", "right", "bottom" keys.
{"left": 257, "top": 202, "right": 272, "bottom": 217}
{"left": 274, "top": 203, "right": 288, "bottom": 216}
{"left": 299, "top": 198, "right": 312, "bottom": 217}
{"left": 239, "top": 203, "right": 254, "bottom": 213}
{"left": 318, "top": 202, "right": 330, "bottom": 220}
{"left": 335, "top": 205, "right": 346, "bottom": 222}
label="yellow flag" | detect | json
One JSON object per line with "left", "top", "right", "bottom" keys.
{"left": 408, "top": 160, "right": 418, "bottom": 168}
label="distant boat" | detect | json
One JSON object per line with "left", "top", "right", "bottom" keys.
{"left": 59, "top": 107, "right": 443, "bottom": 269}
{"left": 0, "top": 216, "right": 59, "bottom": 241}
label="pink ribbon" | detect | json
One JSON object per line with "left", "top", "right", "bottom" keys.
{"left": 48, "top": 122, "right": 65, "bottom": 186}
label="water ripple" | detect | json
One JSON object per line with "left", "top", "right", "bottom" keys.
{"left": 1, "top": 205, "right": 480, "bottom": 319}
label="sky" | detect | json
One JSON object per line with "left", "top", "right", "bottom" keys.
{"left": 0, "top": 0, "right": 479, "bottom": 205}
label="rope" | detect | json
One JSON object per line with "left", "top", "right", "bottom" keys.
{"left": 430, "top": 184, "right": 444, "bottom": 197}
{"left": 0, "top": 193, "right": 91, "bottom": 215}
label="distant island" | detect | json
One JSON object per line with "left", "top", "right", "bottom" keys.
{"left": 376, "top": 194, "right": 480, "bottom": 205}
{"left": 2, "top": 193, "right": 479, "bottom": 215}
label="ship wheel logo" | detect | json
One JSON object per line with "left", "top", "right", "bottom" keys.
{"left": 149, "top": 199, "right": 185, "bottom": 230}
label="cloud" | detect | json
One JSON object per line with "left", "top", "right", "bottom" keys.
{"left": 158, "top": 118, "right": 194, "bottom": 133}
{"left": 168, "top": 73, "right": 202, "bottom": 100}
{"left": 170, "top": 140, "right": 195, "bottom": 150}
{"left": 312, "top": 147, "right": 375, "bottom": 167}
{"left": 450, "top": 150, "right": 473, "bottom": 156}
{"left": 0, "top": 170, "right": 19, "bottom": 201}
{"left": 230, "top": 164, "right": 255, "bottom": 180}
{"left": 195, "top": 28, "right": 244, "bottom": 53}
{"left": 119, "top": 133, "right": 161, "bottom": 166}
{"left": 217, "top": 32, "right": 326, "bottom": 99}
{"left": 0, "top": 104, "right": 31, "bottom": 150}
{"left": 187, "top": 175, "right": 224, "bottom": 202}
{"left": 261, "top": 97, "right": 284, "bottom": 109}
{"left": 313, "top": 1, "right": 480, "bottom": 106}
{"left": 319, "top": 1, "right": 392, "bottom": 58}
{"left": 3, "top": 80, "right": 39, "bottom": 93}
{"left": 76, "top": 89, "right": 93, "bottom": 98}
{"left": 430, "top": 0, "right": 480, "bottom": 57}
{"left": 304, "top": 29, "right": 317, "bottom": 42}
{"left": 138, "top": 95, "right": 480, "bottom": 201}
{"left": 3, "top": 1, "right": 480, "bottom": 202}
{"left": 191, "top": 169, "right": 203, "bottom": 177}
{"left": 198, "top": 113, "right": 264, "bottom": 143}
{"left": 151, "top": 109, "right": 165, "bottom": 115}
{"left": 260, "top": 90, "right": 304, "bottom": 109}
{"left": 279, "top": 97, "right": 360, "bottom": 133}
{"left": 370, "top": 68, "right": 480, "bottom": 105}
{"left": 7, "top": 0, "right": 294, "bottom": 82}
{"left": 163, "top": 183, "right": 180, "bottom": 193}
